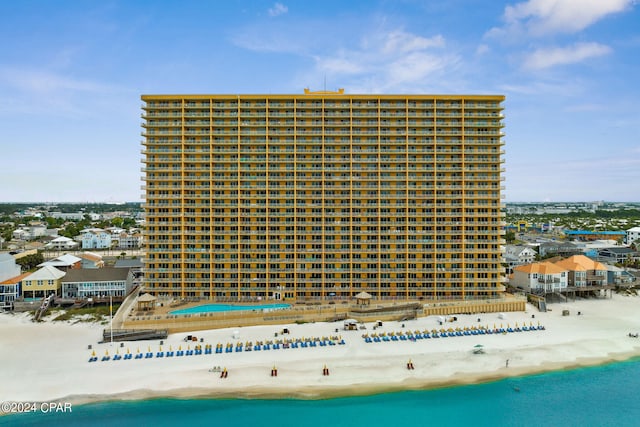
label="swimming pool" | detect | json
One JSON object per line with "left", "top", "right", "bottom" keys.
{"left": 170, "top": 303, "right": 291, "bottom": 315}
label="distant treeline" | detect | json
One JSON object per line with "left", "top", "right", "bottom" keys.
{"left": 509, "top": 209, "right": 640, "bottom": 220}
{"left": 0, "top": 203, "right": 142, "bottom": 216}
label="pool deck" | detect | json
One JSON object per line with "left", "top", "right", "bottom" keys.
{"left": 169, "top": 303, "right": 292, "bottom": 316}
{"left": 119, "top": 296, "right": 526, "bottom": 334}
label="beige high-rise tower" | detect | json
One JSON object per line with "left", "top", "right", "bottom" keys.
{"left": 141, "top": 90, "right": 506, "bottom": 303}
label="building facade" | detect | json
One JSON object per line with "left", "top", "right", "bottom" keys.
{"left": 80, "top": 228, "right": 112, "bottom": 249}
{"left": 21, "top": 265, "right": 66, "bottom": 298}
{"left": 626, "top": 226, "right": 640, "bottom": 245}
{"left": 511, "top": 262, "right": 568, "bottom": 293}
{"left": 141, "top": 92, "right": 506, "bottom": 302}
{"left": 61, "top": 268, "right": 132, "bottom": 298}
{"left": 554, "top": 255, "right": 608, "bottom": 288}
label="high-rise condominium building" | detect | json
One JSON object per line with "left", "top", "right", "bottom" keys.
{"left": 141, "top": 90, "right": 505, "bottom": 302}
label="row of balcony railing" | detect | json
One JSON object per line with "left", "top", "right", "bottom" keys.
{"left": 142, "top": 129, "right": 504, "bottom": 137}
{"left": 144, "top": 137, "right": 503, "bottom": 144}
{"left": 141, "top": 167, "right": 504, "bottom": 174}
{"left": 142, "top": 119, "right": 504, "bottom": 128}
{"left": 142, "top": 148, "right": 504, "bottom": 155}
{"left": 143, "top": 101, "right": 502, "bottom": 109}
{"left": 145, "top": 240, "right": 504, "bottom": 247}
{"left": 143, "top": 109, "right": 503, "bottom": 117}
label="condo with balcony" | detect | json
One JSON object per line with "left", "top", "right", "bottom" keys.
{"left": 141, "top": 91, "right": 506, "bottom": 303}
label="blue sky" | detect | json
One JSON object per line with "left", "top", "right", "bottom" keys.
{"left": 1, "top": 0, "right": 638, "bottom": 203}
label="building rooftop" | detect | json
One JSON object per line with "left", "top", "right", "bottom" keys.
{"left": 555, "top": 255, "right": 607, "bottom": 271}
{"left": 514, "top": 262, "right": 566, "bottom": 275}
{"left": 38, "top": 254, "right": 82, "bottom": 268}
{"left": 61, "top": 267, "right": 130, "bottom": 283}
{"left": 25, "top": 265, "right": 66, "bottom": 281}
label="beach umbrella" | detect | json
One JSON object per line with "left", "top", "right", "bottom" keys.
{"left": 473, "top": 344, "right": 485, "bottom": 354}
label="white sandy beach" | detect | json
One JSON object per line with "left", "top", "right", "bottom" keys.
{"left": 1, "top": 294, "right": 640, "bottom": 405}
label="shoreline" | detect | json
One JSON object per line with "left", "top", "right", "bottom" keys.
{"left": 59, "top": 350, "right": 640, "bottom": 406}
{"left": 2, "top": 294, "right": 639, "bottom": 409}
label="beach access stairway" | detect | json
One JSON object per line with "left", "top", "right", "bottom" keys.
{"left": 538, "top": 300, "right": 547, "bottom": 312}
{"left": 34, "top": 295, "right": 55, "bottom": 321}
{"left": 102, "top": 328, "right": 168, "bottom": 343}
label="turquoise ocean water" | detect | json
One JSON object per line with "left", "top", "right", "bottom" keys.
{"left": 5, "top": 358, "right": 640, "bottom": 427}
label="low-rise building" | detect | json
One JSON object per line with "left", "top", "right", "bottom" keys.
{"left": 61, "top": 268, "right": 133, "bottom": 298}
{"left": 511, "top": 262, "right": 568, "bottom": 293}
{"left": 80, "top": 228, "right": 111, "bottom": 249}
{"left": 12, "top": 224, "right": 47, "bottom": 241}
{"left": 626, "top": 226, "right": 640, "bottom": 245}
{"left": 77, "top": 252, "right": 104, "bottom": 268}
{"left": 504, "top": 245, "right": 538, "bottom": 274}
{"left": 45, "top": 236, "right": 78, "bottom": 251}
{"left": 564, "top": 230, "right": 626, "bottom": 242}
{"left": 0, "top": 253, "right": 21, "bottom": 282}
{"left": 598, "top": 247, "right": 637, "bottom": 264}
{"left": 22, "top": 265, "right": 66, "bottom": 298}
{"left": 606, "top": 265, "right": 636, "bottom": 286}
{"left": 38, "top": 254, "right": 82, "bottom": 271}
{"left": 538, "top": 241, "right": 582, "bottom": 258}
{"left": 554, "top": 255, "right": 608, "bottom": 287}
{"left": 0, "top": 273, "right": 29, "bottom": 309}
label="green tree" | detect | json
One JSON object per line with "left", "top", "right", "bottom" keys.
{"left": 15, "top": 252, "right": 44, "bottom": 270}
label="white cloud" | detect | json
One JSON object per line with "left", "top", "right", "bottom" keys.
{"left": 0, "top": 66, "right": 124, "bottom": 117}
{"left": 381, "top": 31, "right": 444, "bottom": 54}
{"left": 488, "top": 0, "right": 634, "bottom": 38}
{"left": 475, "top": 44, "right": 490, "bottom": 55}
{"left": 522, "top": 42, "right": 611, "bottom": 69}
{"left": 0, "top": 67, "right": 110, "bottom": 94}
{"left": 268, "top": 2, "right": 288, "bottom": 17}
{"left": 312, "top": 30, "right": 458, "bottom": 91}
